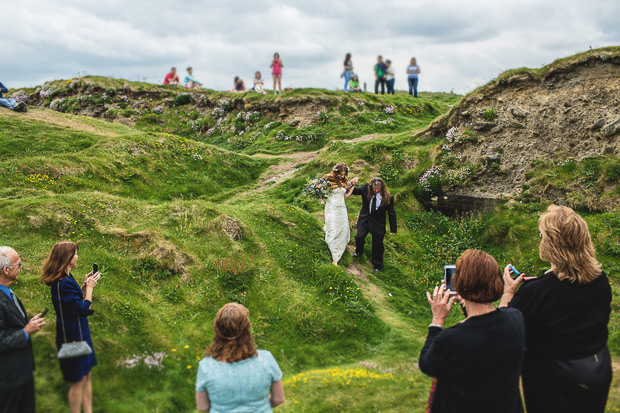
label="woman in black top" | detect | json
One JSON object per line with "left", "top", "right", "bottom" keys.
{"left": 501, "top": 205, "right": 612, "bottom": 413}
{"left": 419, "top": 249, "right": 525, "bottom": 413}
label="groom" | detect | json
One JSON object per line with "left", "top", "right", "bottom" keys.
{"left": 351, "top": 177, "right": 397, "bottom": 272}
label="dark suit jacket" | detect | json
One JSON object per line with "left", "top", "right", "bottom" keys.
{"left": 0, "top": 289, "right": 34, "bottom": 388}
{"left": 353, "top": 183, "right": 397, "bottom": 235}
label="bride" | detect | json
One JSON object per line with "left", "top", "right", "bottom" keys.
{"left": 323, "top": 163, "right": 358, "bottom": 266}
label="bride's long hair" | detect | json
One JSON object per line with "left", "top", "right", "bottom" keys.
{"left": 324, "top": 163, "right": 349, "bottom": 189}
{"left": 367, "top": 177, "right": 392, "bottom": 205}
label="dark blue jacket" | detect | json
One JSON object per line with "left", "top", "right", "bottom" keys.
{"left": 51, "top": 275, "right": 94, "bottom": 345}
{"left": 0, "top": 82, "right": 7, "bottom": 98}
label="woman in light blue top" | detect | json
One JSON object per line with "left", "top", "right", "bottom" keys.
{"left": 196, "top": 303, "right": 285, "bottom": 412}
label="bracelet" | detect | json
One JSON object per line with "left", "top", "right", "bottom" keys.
{"left": 429, "top": 323, "right": 443, "bottom": 329}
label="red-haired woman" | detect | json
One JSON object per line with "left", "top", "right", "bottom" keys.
{"left": 196, "top": 303, "right": 285, "bottom": 412}
{"left": 40, "top": 241, "right": 100, "bottom": 413}
{"left": 420, "top": 249, "right": 525, "bottom": 412}
{"left": 323, "top": 163, "right": 358, "bottom": 266}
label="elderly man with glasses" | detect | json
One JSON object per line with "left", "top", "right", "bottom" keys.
{"left": 0, "top": 246, "right": 45, "bottom": 413}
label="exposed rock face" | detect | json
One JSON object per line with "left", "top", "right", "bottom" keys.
{"left": 418, "top": 52, "right": 620, "bottom": 206}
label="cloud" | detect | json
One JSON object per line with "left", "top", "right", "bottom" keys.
{"left": 1, "top": 0, "right": 618, "bottom": 93}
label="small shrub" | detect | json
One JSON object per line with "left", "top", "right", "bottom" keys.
{"left": 173, "top": 94, "right": 192, "bottom": 106}
{"left": 139, "top": 114, "right": 163, "bottom": 124}
{"left": 379, "top": 164, "right": 400, "bottom": 182}
{"left": 482, "top": 108, "right": 498, "bottom": 121}
{"left": 606, "top": 164, "right": 620, "bottom": 181}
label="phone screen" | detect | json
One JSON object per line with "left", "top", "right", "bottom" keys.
{"left": 444, "top": 265, "right": 456, "bottom": 291}
{"left": 93, "top": 262, "right": 98, "bottom": 274}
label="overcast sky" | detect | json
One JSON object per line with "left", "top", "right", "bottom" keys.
{"left": 2, "top": 0, "right": 618, "bottom": 94}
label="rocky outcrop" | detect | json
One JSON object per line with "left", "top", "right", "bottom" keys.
{"left": 417, "top": 49, "right": 620, "bottom": 208}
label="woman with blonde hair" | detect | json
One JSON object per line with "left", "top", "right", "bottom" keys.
{"left": 196, "top": 303, "right": 285, "bottom": 412}
{"left": 501, "top": 205, "right": 612, "bottom": 413}
{"left": 323, "top": 163, "right": 358, "bottom": 265}
{"left": 40, "top": 241, "right": 100, "bottom": 413}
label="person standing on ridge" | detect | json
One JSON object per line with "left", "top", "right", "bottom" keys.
{"left": 270, "top": 52, "right": 284, "bottom": 95}
{"left": 374, "top": 55, "right": 387, "bottom": 95}
{"left": 342, "top": 53, "right": 354, "bottom": 91}
{"left": 385, "top": 59, "right": 396, "bottom": 95}
{"left": 407, "top": 57, "right": 421, "bottom": 97}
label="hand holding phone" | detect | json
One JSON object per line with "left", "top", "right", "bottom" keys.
{"left": 443, "top": 265, "right": 456, "bottom": 293}
{"left": 509, "top": 264, "right": 521, "bottom": 278}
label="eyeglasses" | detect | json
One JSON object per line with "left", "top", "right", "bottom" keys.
{"left": 7, "top": 262, "right": 23, "bottom": 269}
{"left": 539, "top": 231, "right": 542, "bottom": 238}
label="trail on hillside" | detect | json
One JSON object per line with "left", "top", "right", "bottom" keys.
{"left": 344, "top": 246, "right": 420, "bottom": 340}
{"left": 242, "top": 133, "right": 398, "bottom": 196}
{"left": 1, "top": 108, "right": 121, "bottom": 137}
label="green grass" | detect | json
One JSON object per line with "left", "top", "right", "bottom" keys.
{"left": 2, "top": 73, "right": 620, "bottom": 412}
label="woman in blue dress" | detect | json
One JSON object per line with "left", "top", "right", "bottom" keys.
{"left": 196, "top": 303, "right": 285, "bottom": 412}
{"left": 40, "top": 241, "right": 100, "bottom": 413}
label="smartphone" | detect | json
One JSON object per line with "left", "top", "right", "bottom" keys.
{"left": 41, "top": 307, "right": 49, "bottom": 318}
{"left": 93, "top": 262, "right": 98, "bottom": 274}
{"left": 509, "top": 264, "right": 521, "bottom": 277}
{"left": 444, "top": 265, "right": 456, "bottom": 292}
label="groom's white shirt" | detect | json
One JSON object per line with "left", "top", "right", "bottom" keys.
{"left": 370, "top": 193, "right": 382, "bottom": 213}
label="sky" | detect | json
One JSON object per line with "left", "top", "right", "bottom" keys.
{"left": 2, "top": 0, "right": 619, "bottom": 94}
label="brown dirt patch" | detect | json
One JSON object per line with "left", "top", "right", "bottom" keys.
{"left": 1, "top": 107, "right": 121, "bottom": 137}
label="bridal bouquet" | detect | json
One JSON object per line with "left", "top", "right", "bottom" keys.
{"left": 303, "top": 178, "right": 332, "bottom": 205}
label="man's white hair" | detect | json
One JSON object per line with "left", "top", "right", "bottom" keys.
{"left": 0, "top": 246, "right": 16, "bottom": 269}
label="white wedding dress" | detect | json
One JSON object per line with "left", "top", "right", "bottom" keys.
{"left": 324, "top": 187, "right": 350, "bottom": 262}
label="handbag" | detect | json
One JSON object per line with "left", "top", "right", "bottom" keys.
{"left": 56, "top": 281, "right": 93, "bottom": 359}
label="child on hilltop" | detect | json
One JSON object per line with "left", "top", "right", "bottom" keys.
{"left": 251, "top": 71, "right": 266, "bottom": 94}
{"left": 348, "top": 75, "right": 362, "bottom": 93}
{"left": 232, "top": 76, "right": 246, "bottom": 92}
{"left": 163, "top": 67, "right": 180, "bottom": 85}
{"left": 270, "top": 52, "right": 283, "bottom": 95}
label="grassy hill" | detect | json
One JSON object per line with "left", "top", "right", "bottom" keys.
{"left": 1, "top": 73, "right": 620, "bottom": 412}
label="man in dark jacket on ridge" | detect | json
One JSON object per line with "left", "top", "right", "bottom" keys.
{"left": 351, "top": 177, "right": 397, "bottom": 272}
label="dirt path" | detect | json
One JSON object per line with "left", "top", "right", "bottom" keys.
{"left": 246, "top": 132, "right": 398, "bottom": 195}
{"left": 344, "top": 246, "right": 419, "bottom": 339}
{"left": 1, "top": 108, "right": 121, "bottom": 136}
{"left": 252, "top": 150, "right": 322, "bottom": 192}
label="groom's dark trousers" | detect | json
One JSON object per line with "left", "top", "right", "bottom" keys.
{"left": 353, "top": 183, "right": 397, "bottom": 269}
